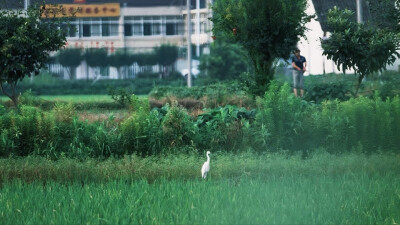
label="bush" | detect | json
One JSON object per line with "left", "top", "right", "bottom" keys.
{"left": 255, "top": 81, "right": 314, "bottom": 153}
{"left": 120, "top": 95, "right": 163, "bottom": 156}
{"left": 304, "top": 82, "right": 353, "bottom": 103}
{"left": 17, "top": 73, "right": 187, "bottom": 95}
{"left": 161, "top": 102, "right": 196, "bottom": 149}
{"left": 195, "top": 105, "right": 256, "bottom": 151}
{"left": 149, "top": 82, "right": 254, "bottom": 109}
{"left": 1, "top": 85, "right": 400, "bottom": 159}
{"left": 107, "top": 87, "right": 133, "bottom": 107}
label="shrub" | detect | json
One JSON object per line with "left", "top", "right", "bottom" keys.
{"left": 161, "top": 102, "right": 196, "bottom": 149}
{"left": 148, "top": 82, "right": 254, "bottom": 109}
{"left": 195, "top": 105, "right": 256, "bottom": 151}
{"left": 255, "top": 81, "right": 314, "bottom": 152}
{"left": 304, "top": 82, "right": 352, "bottom": 103}
{"left": 107, "top": 87, "right": 133, "bottom": 107}
{"left": 53, "top": 102, "right": 76, "bottom": 123}
{"left": 120, "top": 95, "right": 162, "bottom": 156}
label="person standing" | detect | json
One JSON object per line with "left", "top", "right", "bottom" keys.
{"left": 291, "top": 49, "right": 307, "bottom": 97}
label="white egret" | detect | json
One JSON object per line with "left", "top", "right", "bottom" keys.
{"left": 201, "top": 151, "right": 211, "bottom": 179}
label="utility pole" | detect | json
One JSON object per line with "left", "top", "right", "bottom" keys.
{"left": 357, "top": 0, "right": 363, "bottom": 23}
{"left": 186, "top": 0, "right": 192, "bottom": 88}
{"left": 196, "top": 0, "right": 200, "bottom": 57}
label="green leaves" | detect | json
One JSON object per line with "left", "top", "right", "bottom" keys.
{"left": 321, "top": 6, "right": 400, "bottom": 95}
{"left": 210, "top": 0, "right": 313, "bottom": 96}
{"left": 199, "top": 39, "right": 249, "bottom": 80}
{"left": 0, "top": 4, "right": 68, "bottom": 105}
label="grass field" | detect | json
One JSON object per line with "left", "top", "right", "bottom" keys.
{"left": 0, "top": 94, "right": 147, "bottom": 103}
{"left": 0, "top": 152, "right": 399, "bottom": 224}
{"left": 38, "top": 95, "right": 115, "bottom": 102}
{"left": 1, "top": 175, "right": 399, "bottom": 224}
{"left": 0, "top": 95, "right": 110, "bottom": 102}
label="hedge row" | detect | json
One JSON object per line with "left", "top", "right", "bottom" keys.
{"left": 1, "top": 82, "right": 400, "bottom": 159}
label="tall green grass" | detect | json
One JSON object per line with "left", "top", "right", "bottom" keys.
{"left": 1, "top": 171, "right": 399, "bottom": 224}
{"left": 1, "top": 82, "right": 400, "bottom": 158}
{"left": 1, "top": 152, "right": 399, "bottom": 224}
{"left": 1, "top": 152, "right": 399, "bottom": 183}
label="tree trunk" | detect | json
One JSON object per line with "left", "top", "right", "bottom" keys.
{"left": 355, "top": 73, "right": 365, "bottom": 96}
{"left": 247, "top": 52, "right": 275, "bottom": 96}
{"left": 0, "top": 81, "right": 18, "bottom": 107}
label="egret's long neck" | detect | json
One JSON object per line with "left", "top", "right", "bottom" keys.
{"left": 207, "top": 154, "right": 210, "bottom": 162}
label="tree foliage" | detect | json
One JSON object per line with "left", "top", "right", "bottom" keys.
{"left": 154, "top": 44, "right": 179, "bottom": 77}
{"left": 0, "top": 5, "right": 67, "bottom": 106}
{"left": 199, "top": 38, "right": 249, "bottom": 80}
{"left": 154, "top": 44, "right": 178, "bottom": 67}
{"left": 109, "top": 51, "right": 135, "bottom": 79}
{"left": 135, "top": 53, "right": 158, "bottom": 67}
{"left": 84, "top": 48, "right": 109, "bottom": 79}
{"left": 368, "top": 0, "right": 400, "bottom": 33}
{"left": 321, "top": 7, "right": 400, "bottom": 95}
{"left": 57, "top": 48, "right": 83, "bottom": 79}
{"left": 210, "top": 0, "right": 313, "bottom": 96}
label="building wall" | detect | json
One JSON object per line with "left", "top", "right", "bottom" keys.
{"left": 300, "top": 0, "right": 399, "bottom": 76}
{"left": 54, "top": 2, "right": 213, "bottom": 79}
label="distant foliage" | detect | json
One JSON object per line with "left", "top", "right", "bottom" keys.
{"left": 107, "top": 87, "right": 133, "bottom": 107}
{"left": 1, "top": 85, "right": 400, "bottom": 158}
{"left": 211, "top": 0, "right": 313, "bottom": 96}
{"left": 321, "top": 6, "right": 400, "bottom": 95}
{"left": 57, "top": 48, "right": 83, "bottom": 79}
{"left": 199, "top": 39, "right": 249, "bottom": 80}
{"left": 0, "top": 4, "right": 68, "bottom": 106}
{"left": 303, "top": 82, "right": 353, "bottom": 103}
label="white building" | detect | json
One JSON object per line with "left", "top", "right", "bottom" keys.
{"left": 2, "top": 0, "right": 399, "bottom": 78}
{"left": 301, "top": 0, "right": 400, "bottom": 75}
{"left": 6, "top": 0, "right": 213, "bottom": 79}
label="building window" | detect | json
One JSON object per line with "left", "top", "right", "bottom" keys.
{"left": 124, "top": 15, "right": 183, "bottom": 37}
{"left": 124, "top": 23, "right": 132, "bottom": 36}
{"left": 143, "top": 23, "right": 151, "bottom": 36}
{"left": 166, "top": 23, "right": 175, "bottom": 35}
{"left": 101, "top": 17, "right": 119, "bottom": 36}
{"left": 82, "top": 24, "right": 91, "bottom": 37}
{"left": 133, "top": 24, "right": 142, "bottom": 35}
{"left": 64, "top": 17, "right": 119, "bottom": 38}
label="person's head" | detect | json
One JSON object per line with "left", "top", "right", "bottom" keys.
{"left": 293, "top": 49, "right": 300, "bottom": 56}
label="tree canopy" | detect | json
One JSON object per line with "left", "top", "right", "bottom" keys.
{"left": 58, "top": 48, "right": 83, "bottom": 79}
{"left": 0, "top": 5, "right": 68, "bottom": 106}
{"left": 321, "top": 6, "right": 400, "bottom": 95}
{"left": 210, "top": 0, "right": 313, "bottom": 96}
{"left": 199, "top": 38, "right": 249, "bottom": 80}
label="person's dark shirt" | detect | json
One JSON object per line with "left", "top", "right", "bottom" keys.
{"left": 291, "top": 55, "right": 306, "bottom": 70}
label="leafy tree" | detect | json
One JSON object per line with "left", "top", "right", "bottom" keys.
{"left": 135, "top": 52, "right": 158, "bottom": 74}
{"left": 0, "top": 5, "right": 67, "bottom": 106}
{"left": 321, "top": 7, "right": 400, "bottom": 95}
{"left": 85, "top": 48, "right": 109, "bottom": 80}
{"left": 210, "top": 0, "right": 313, "bottom": 96}
{"left": 368, "top": 0, "right": 400, "bottom": 33}
{"left": 57, "top": 48, "right": 83, "bottom": 79}
{"left": 199, "top": 38, "right": 249, "bottom": 80}
{"left": 154, "top": 44, "right": 179, "bottom": 77}
{"left": 109, "top": 51, "right": 135, "bottom": 79}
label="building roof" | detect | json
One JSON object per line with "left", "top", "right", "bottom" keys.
{"left": 312, "top": 0, "right": 372, "bottom": 33}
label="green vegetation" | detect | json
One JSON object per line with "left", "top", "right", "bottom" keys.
{"left": 57, "top": 48, "right": 83, "bottom": 80}
{"left": 10, "top": 71, "right": 189, "bottom": 96}
{"left": 0, "top": 4, "right": 68, "bottom": 106}
{"left": 0, "top": 153, "right": 399, "bottom": 224}
{"left": 211, "top": 0, "right": 313, "bottom": 96}
{"left": 321, "top": 7, "right": 400, "bottom": 95}
{"left": 199, "top": 38, "right": 250, "bottom": 80}
{"left": 1, "top": 81, "right": 400, "bottom": 159}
